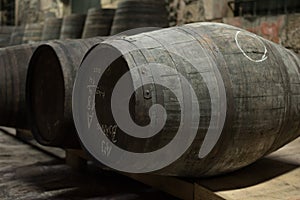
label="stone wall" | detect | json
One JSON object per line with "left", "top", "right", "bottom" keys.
{"left": 223, "top": 14, "right": 300, "bottom": 53}
{"left": 17, "top": 0, "right": 65, "bottom": 25}
{"left": 169, "top": 0, "right": 232, "bottom": 26}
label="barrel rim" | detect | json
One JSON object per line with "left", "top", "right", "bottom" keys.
{"left": 26, "top": 44, "right": 66, "bottom": 146}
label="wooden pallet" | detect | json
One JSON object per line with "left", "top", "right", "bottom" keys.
{"left": 4, "top": 128, "right": 300, "bottom": 200}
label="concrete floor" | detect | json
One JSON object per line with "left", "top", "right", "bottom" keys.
{"left": 0, "top": 130, "right": 177, "bottom": 200}
{"left": 0, "top": 128, "right": 299, "bottom": 200}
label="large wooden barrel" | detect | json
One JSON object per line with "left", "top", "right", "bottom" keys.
{"left": 22, "top": 23, "right": 44, "bottom": 44}
{"left": 73, "top": 22, "right": 300, "bottom": 177}
{"left": 41, "top": 18, "right": 63, "bottom": 41}
{"left": 0, "top": 44, "right": 38, "bottom": 129}
{"left": 110, "top": 0, "right": 169, "bottom": 35}
{"left": 60, "top": 14, "right": 86, "bottom": 39}
{"left": 82, "top": 8, "right": 115, "bottom": 38}
{"left": 0, "top": 26, "right": 15, "bottom": 47}
{"left": 10, "top": 26, "right": 25, "bottom": 46}
{"left": 26, "top": 38, "right": 105, "bottom": 148}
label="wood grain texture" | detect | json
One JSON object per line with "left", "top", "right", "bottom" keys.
{"left": 22, "top": 23, "right": 44, "bottom": 44}
{"left": 0, "top": 44, "right": 38, "bottom": 129}
{"left": 26, "top": 38, "right": 105, "bottom": 148}
{"left": 60, "top": 14, "right": 86, "bottom": 39}
{"left": 85, "top": 22, "right": 300, "bottom": 177}
{"left": 110, "top": 0, "right": 169, "bottom": 35}
{"left": 82, "top": 8, "right": 115, "bottom": 38}
{"left": 41, "top": 18, "right": 62, "bottom": 41}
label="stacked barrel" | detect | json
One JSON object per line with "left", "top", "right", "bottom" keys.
{"left": 41, "top": 18, "right": 63, "bottom": 41}
{"left": 60, "top": 14, "right": 87, "bottom": 39}
{"left": 0, "top": 26, "right": 15, "bottom": 47}
{"left": 82, "top": 8, "right": 115, "bottom": 38}
{"left": 110, "top": 0, "right": 169, "bottom": 34}
{"left": 22, "top": 23, "right": 44, "bottom": 44}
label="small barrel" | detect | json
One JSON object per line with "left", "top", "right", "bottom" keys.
{"left": 0, "top": 44, "right": 39, "bottom": 129}
{"left": 73, "top": 23, "right": 300, "bottom": 177}
{"left": 110, "top": 0, "right": 169, "bottom": 35}
{"left": 60, "top": 14, "right": 86, "bottom": 39}
{"left": 10, "top": 26, "right": 25, "bottom": 46}
{"left": 82, "top": 8, "right": 115, "bottom": 38}
{"left": 41, "top": 18, "right": 63, "bottom": 41}
{"left": 26, "top": 37, "right": 105, "bottom": 148}
{"left": 22, "top": 23, "right": 44, "bottom": 44}
{"left": 0, "top": 26, "right": 15, "bottom": 47}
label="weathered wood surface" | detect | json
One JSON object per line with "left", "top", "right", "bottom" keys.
{"left": 74, "top": 22, "right": 300, "bottom": 177}
{"left": 41, "top": 18, "right": 62, "bottom": 41}
{"left": 0, "top": 129, "right": 176, "bottom": 200}
{"left": 26, "top": 38, "right": 105, "bottom": 148}
{"left": 110, "top": 0, "right": 169, "bottom": 35}
{"left": 82, "top": 8, "right": 115, "bottom": 38}
{"left": 0, "top": 26, "right": 14, "bottom": 47}
{"left": 0, "top": 44, "right": 39, "bottom": 129}
{"left": 60, "top": 14, "right": 86, "bottom": 39}
{"left": 22, "top": 23, "right": 44, "bottom": 44}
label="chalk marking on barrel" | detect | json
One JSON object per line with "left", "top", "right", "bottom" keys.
{"left": 101, "top": 140, "right": 112, "bottom": 157}
{"left": 87, "top": 77, "right": 97, "bottom": 129}
{"left": 235, "top": 31, "right": 268, "bottom": 63}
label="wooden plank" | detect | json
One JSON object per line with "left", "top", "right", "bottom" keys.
{"left": 124, "top": 173, "right": 195, "bottom": 200}
{"left": 217, "top": 168, "right": 300, "bottom": 200}
{"left": 65, "top": 150, "right": 87, "bottom": 171}
{"left": 65, "top": 138, "right": 300, "bottom": 200}
{"left": 194, "top": 183, "right": 225, "bottom": 200}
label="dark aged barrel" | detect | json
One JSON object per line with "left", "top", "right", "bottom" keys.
{"left": 0, "top": 44, "right": 38, "bottom": 129}
{"left": 41, "top": 18, "right": 63, "bottom": 41}
{"left": 22, "top": 23, "right": 44, "bottom": 44}
{"left": 10, "top": 26, "right": 25, "bottom": 45}
{"left": 60, "top": 14, "right": 86, "bottom": 39}
{"left": 0, "top": 26, "right": 14, "bottom": 47}
{"left": 73, "top": 22, "right": 300, "bottom": 177}
{"left": 82, "top": 8, "right": 115, "bottom": 38}
{"left": 26, "top": 38, "right": 105, "bottom": 148}
{"left": 110, "top": 0, "right": 169, "bottom": 35}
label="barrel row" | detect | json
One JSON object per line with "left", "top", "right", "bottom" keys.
{"left": 0, "top": 9, "right": 113, "bottom": 47}
{"left": 2, "top": 0, "right": 169, "bottom": 47}
{"left": 1, "top": 22, "right": 299, "bottom": 177}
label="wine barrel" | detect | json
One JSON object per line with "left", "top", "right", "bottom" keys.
{"left": 0, "top": 26, "right": 14, "bottom": 47}
{"left": 82, "top": 8, "right": 115, "bottom": 38}
{"left": 26, "top": 38, "right": 105, "bottom": 148}
{"left": 0, "top": 44, "right": 38, "bottom": 129}
{"left": 22, "top": 23, "right": 44, "bottom": 44}
{"left": 73, "top": 22, "right": 300, "bottom": 177}
{"left": 10, "top": 26, "right": 25, "bottom": 46}
{"left": 60, "top": 14, "right": 86, "bottom": 39}
{"left": 110, "top": 0, "right": 169, "bottom": 35}
{"left": 41, "top": 18, "right": 63, "bottom": 41}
